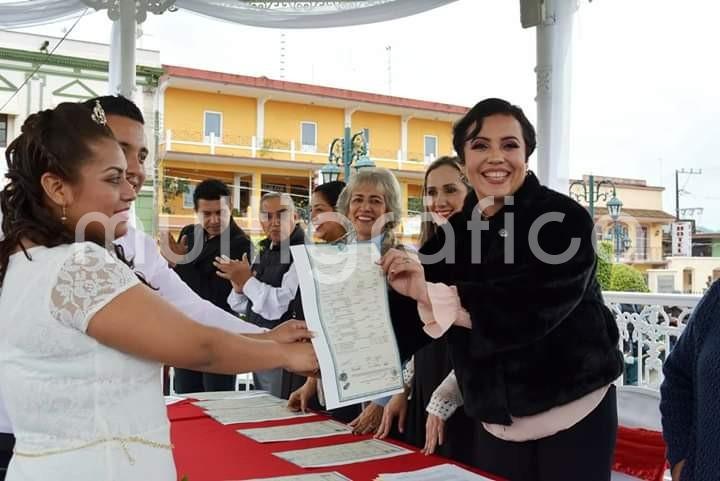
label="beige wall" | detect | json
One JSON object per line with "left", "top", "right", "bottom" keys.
{"left": 665, "top": 257, "right": 720, "bottom": 293}
{"left": 593, "top": 186, "right": 664, "bottom": 211}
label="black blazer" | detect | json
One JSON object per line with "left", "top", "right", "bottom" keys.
{"left": 391, "top": 172, "right": 623, "bottom": 425}
{"left": 174, "top": 219, "right": 252, "bottom": 314}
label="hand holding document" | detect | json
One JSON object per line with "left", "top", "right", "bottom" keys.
{"left": 291, "top": 242, "right": 404, "bottom": 409}
{"left": 274, "top": 439, "right": 412, "bottom": 468}
{"left": 375, "top": 464, "right": 496, "bottom": 481}
{"left": 237, "top": 419, "right": 351, "bottom": 443}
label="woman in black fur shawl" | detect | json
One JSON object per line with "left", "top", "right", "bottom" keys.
{"left": 380, "top": 98, "right": 624, "bottom": 481}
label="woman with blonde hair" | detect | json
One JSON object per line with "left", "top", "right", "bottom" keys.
{"left": 288, "top": 167, "right": 412, "bottom": 433}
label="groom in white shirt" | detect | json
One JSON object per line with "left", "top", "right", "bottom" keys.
{"left": 0, "top": 96, "right": 310, "bottom": 476}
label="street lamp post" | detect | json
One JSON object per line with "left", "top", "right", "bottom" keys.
{"left": 606, "top": 195, "right": 625, "bottom": 263}
{"left": 321, "top": 127, "right": 374, "bottom": 183}
{"left": 568, "top": 174, "right": 618, "bottom": 219}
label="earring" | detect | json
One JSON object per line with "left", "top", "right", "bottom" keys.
{"left": 60, "top": 205, "right": 67, "bottom": 223}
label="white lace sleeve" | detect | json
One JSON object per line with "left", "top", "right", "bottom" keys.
{"left": 402, "top": 356, "right": 415, "bottom": 388}
{"left": 426, "top": 370, "right": 464, "bottom": 421}
{"left": 50, "top": 243, "right": 140, "bottom": 332}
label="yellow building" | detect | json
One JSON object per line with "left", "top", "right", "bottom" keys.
{"left": 158, "top": 65, "right": 468, "bottom": 240}
{"left": 570, "top": 175, "right": 675, "bottom": 271}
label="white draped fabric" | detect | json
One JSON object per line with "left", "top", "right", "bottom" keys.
{"left": 0, "top": 0, "right": 458, "bottom": 29}
{"left": 0, "top": 0, "right": 86, "bottom": 28}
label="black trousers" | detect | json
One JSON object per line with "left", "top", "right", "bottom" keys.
{"left": 472, "top": 385, "right": 617, "bottom": 481}
{"left": 173, "top": 368, "right": 236, "bottom": 394}
{"left": 0, "top": 433, "right": 15, "bottom": 481}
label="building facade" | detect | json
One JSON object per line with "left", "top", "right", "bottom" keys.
{"left": 570, "top": 175, "right": 675, "bottom": 271}
{"left": 158, "top": 65, "right": 468, "bottom": 240}
{"left": 0, "top": 30, "right": 163, "bottom": 232}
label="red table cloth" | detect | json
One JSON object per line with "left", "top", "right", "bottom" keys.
{"left": 612, "top": 426, "right": 668, "bottom": 481}
{"left": 169, "top": 400, "right": 500, "bottom": 481}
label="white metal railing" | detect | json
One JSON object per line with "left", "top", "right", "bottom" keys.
{"left": 603, "top": 291, "right": 701, "bottom": 390}
{"left": 159, "top": 129, "right": 425, "bottom": 169}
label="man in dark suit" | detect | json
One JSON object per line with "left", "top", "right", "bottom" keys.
{"left": 172, "top": 179, "right": 253, "bottom": 393}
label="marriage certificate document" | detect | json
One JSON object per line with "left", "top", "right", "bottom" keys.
{"left": 291, "top": 242, "right": 404, "bottom": 409}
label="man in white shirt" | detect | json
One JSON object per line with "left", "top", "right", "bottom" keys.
{"left": 218, "top": 192, "right": 307, "bottom": 399}
{"left": 0, "top": 96, "right": 309, "bottom": 475}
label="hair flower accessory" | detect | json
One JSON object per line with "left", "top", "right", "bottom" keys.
{"left": 91, "top": 100, "right": 107, "bottom": 125}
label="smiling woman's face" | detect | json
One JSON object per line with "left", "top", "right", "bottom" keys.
{"left": 62, "top": 138, "right": 137, "bottom": 242}
{"left": 425, "top": 164, "right": 468, "bottom": 223}
{"left": 463, "top": 114, "right": 527, "bottom": 211}
{"left": 348, "top": 182, "right": 387, "bottom": 241}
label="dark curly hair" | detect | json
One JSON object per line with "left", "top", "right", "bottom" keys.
{"left": 0, "top": 102, "right": 137, "bottom": 286}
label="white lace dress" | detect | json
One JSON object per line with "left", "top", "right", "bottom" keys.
{"left": 0, "top": 242, "right": 175, "bottom": 481}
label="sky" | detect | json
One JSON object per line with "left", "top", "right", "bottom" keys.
{"left": 12, "top": 0, "right": 720, "bottom": 229}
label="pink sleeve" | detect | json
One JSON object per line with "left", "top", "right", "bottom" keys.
{"left": 416, "top": 282, "right": 472, "bottom": 339}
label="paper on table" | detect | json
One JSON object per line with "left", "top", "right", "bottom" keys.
{"left": 274, "top": 439, "right": 412, "bottom": 468}
{"left": 240, "top": 473, "right": 351, "bottom": 481}
{"left": 194, "top": 394, "right": 286, "bottom": 411}
{"left": 237, "top": 419, "right": 352, "bottom": 443}
{"left": 180, "top": 390, "right": 268, "bottom": 401}
{"left": 376, "top": 464, "right": 495, "bottom": 481}
{"left": 164, "top": 395, "right": 185, "bottom": 406}
{"left": 291, "top": 242, "right": 404, "bottom": 409}
{"left": 207, "top": 404, "right": 315, "bottom": 424}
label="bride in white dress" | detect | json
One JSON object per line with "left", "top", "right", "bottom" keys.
{"left": 0, "top": 102, "right": 318, "bottom": 481}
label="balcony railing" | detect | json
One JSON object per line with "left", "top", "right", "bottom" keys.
{"left": 160, "top": 129, "right": 430, "bottom": 171}
{"left": 603, "top": 291, "right": 700, "bottom": 390}
{"left": 616, "top": 246, "right": 666, "bottom": 263}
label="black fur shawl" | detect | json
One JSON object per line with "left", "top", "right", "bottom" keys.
{"left": 391, "top": 172, "right": 623, "bottom": 425}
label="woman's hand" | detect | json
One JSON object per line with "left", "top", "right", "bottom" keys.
{"left": 378, "top": 248, "right": 429, "bottom": 304}
{"left": 214, "top": 254, "right": 253, "bottom": 291}
{"left": 268, "top": 319, "right": 313, "bottom": 343}
{"left": 288, "top": 377, "right": 317, "bottom": 413}
{"left": 375, "top": 391, "right": 409, "bottom": 439}
{"left": 349, "top": 403, "right": 384, "bottom": 435}
{"left": 281, "top": 342, "right": 319, "bottom": 377}
{"left": 671, "top": 460, "right": 685, "bottom": 481}
{"left": 422, "top": 414, "right": 446, "bottom": 455}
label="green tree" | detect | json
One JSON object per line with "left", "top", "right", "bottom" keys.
{"left": 595, "top": 240, "right": 649, "bottom": 292}
{"left": 596, "top": 240, "right": 613, "bottom": 290}
{"left": 609, "top": 263, "right": 650, "bottom": 292}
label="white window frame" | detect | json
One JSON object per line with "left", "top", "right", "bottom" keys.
{"left": 183, "top": 184, "right": 196, "bottom": 210}
{"left": 424, "top": 135, "right": 438, "bottom": 163}
{"left": 300, "top": 121, "right": 317, "bottom": 153}
{"left": 203, "top": 111, "right": 223, "bottom": 144}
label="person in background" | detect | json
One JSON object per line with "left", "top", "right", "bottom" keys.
{"left": 171, "top": 179, "right": 255, "bottom": 394}
{"left": 661, "top": 280, "right": 720, "bottom": 481}
{"left": 218, "top": 192, "right": 307, "bottom": 398}
{"left": 381, "top": 98, "right": 623, "bottom": 481}
{"left": 308, "top": 181, "right": 347, "bottom": 243}
{"left": 0, "top": 102, "right": 317, "bottom": 481}
{"left": 376, "top": 156, "right": 476, "bottom": 466}
{"left": 0, "top": 95, "right": 308, "bottom": 479}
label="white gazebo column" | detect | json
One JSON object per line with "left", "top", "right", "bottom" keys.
{"left": 249, "top": 172, "right": 263, "bottom": 230}
{"left": 108, "top": 1, "right": 137, "bottom": 98}
{"left": 256, "top": 97, "right": 268, "bottom": 145}
{"left": 400, "top": 115, "right": 412, "bottom": 162}
{"left": 534, "top": 0, "right": 578, "bottom": 193}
